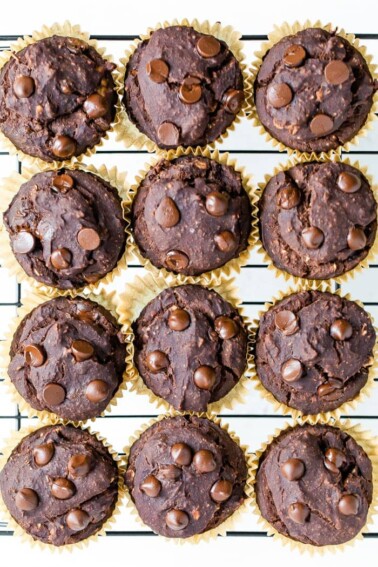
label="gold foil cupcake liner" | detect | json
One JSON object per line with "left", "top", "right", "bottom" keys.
{"left": 249, "top": 20, "right": 378, "bottom": 159}
{"left": 116, "top": 271, "right": 253, "bottom": 415}
{"left": 0, "top": 21, "right": 121, "bottom": 169}
{"left": 0, "top": 422, "right": 124, "bottom": 551}
{"left": 250, "top": 416, "right": 378, "bottom": 553}
{"left": 122, "top": 412, "right": 254, "bottom": 543}
{"left": 254, "top": 154, "right": 378, "bottom": 286}
{"left": 0, "top": 161, "right": 130, "bottom": 298}
{"left": 250, "top": 281, "right": 378, "bottom": 422}
{"left": 126, "top": 146, "right": 257, "bottom": 287}
{"left": 0, "top": 287, "right": 129, "bottom": 426}
{"left": 115, "top": 19, "right": 251, "bottom": 154}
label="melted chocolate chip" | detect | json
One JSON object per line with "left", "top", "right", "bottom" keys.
{"left": 165, "top": 250, "right": 189, "bottom": 271}
{"left": 210, "top": 479, "right": 233, "bottom": 502}
{"left": 51, "top": 477, "right": 76, "bottom": 500}
{"left": 140, "top": 475, "right": 161, "bottom": 497}
{"left": 301, "top": 226, "right": 324, "bottom": 249}
{"left": 267, "top": 83, "right": 293, "bottom": 108}
{"left": 171, "top": 443, "right": 192, "bottom": 466}
{"left": 33, "top": 442, "right": 55, "bottom": 467}
{"left": 24, "top": 344, "right": 45, "bottom": 367}
{"left": 72, "top": 339, "right": 94, "bottom": 362}
{"left": 50, "top": 248, "right": 72, "bottom": 270}
{"left": 324, "top": 447, "right": 345, "bottom": 473}
{"left": 214, "top": 316, "right": 238, "bottom": 340}
{"left": 223, "top": 89, "right": 244, "bottom": 114}
{"left": 13, "top": 231, "right": 36, "bottom": 254}
{"left": 77, "top": 227, "right": 101, "bottom": 251}
{"left": 66, "top": 509, "right": 90, "bottom": 531}
{"left": 281, "top": 359, "right": 303, "bottom": 382}
{"left": 193, "top": 366, "right": 216, "bottom": 390}
{"left": 283, "top": 44, "right": 306, "bottom": 67}
{"left": 324, "top": 60, "right": 349, "bottom": 85}
{"left": 288, "top": 502, "right": 310, "bottom": 524}
{"left": 85, "top": 380, "right": 110, "bottom": 403}
{"left": 68, "top": 454, "right": 92, "bottom": 477}
{"left": 274, "top": 310, "right": 299, "bottom": 336}
{"left": 347, "top": 227, "right": 367, "bottom": 250}
{"left": 196, "top": 36, "right": 221, "bottom": 58}
{"left": 330, "top": 319, "right": 353, "bottom": 341}
{"left": 166, "top": 509, "right": 189, "bottom": 531}
{"left": 13, "top": 75, "right": 35, "bottom": 98}
{"left": 83, "top": 93, "right": 108, "bottom": 119}
{"left": 52, "top": 173, "right": 74, "bottom": 192}
{"left": 155, "top": 197, "right": 180, "bottom": 228}
{"left": 168, "top": 309, "right": 190, "bottom": 331}
{"left": 193, "top": 450, "right": 216, "bottom": 473}
{"left": 157, "top": 122, "right": 180, "bottom": 146}
{"left": 42, "top": 383, "right": 66, "bottom": 406}
{"left": 281, "top": 458, "right": 305, "bottom": 481}
{"left": 309, "top": 114, "right": 334, "bottom": 136}
{"left": 146, "top": 59, "right": 169, "bottom": 83}
{"left": 214, "top": 230, "right": 236, "bottom": 252}
{"left": 205, "top": 191, "right": 229, "bottom": 216}
{"left": 51, "top": 135, "right": 76, "bottom": 159}
{"left": 338, "top": 494, "right": 359, "bottom": 516}
{"left": 179, "top": 77, "right": 202, "bottom": 104}
{"left": 337, "top": 171, "right": 361, "bottom": 193}
{"left": 15, "top": 488, "right": 38, "bottom": 511}
{"left": 277, "top": 186, "right": 301, "bottom": 209}
{"left": 146, "top": 351, "right": 169, "bottom": 372}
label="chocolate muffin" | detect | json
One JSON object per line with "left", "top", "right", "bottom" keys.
{"left": 0, "top": 35, "right": 116, "bottom": 162}
{"left": 259, "top": 161, "right": 377, "bottom": 280}
{"left": 255, "top": 423, "right": 373, "bottom": 546}
{"left": 254, "top": 28, "right": 377, "bottom": 153}
{"left": 255, "top": 290, "right": 376, "bottom": 415}
{"left": 8, "top": 296, "right": 126, "bottom": 421}
{"left": 133, "top": 284, "right": 248, "bottom": 412}
{"left": 125, "top": 415, "right": 247, "bottom": 538}
{"left": 132, "top": 155, "right": 252, "bottom": 276}
{"left": 123, "top": 26, "right": 245, "bottom": 149}
{"left": 0, "top": 424, "right": 119, "bottom": 546}
{"left": 3, "top": 168, "right": 126, "bottom": 290}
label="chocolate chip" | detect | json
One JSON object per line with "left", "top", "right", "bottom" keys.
{"left": 214, "top": 316, "right": 238, "bottom": 340}
{"left": 330, "top": 319, "right": 353, "bottom": 341}
{"left": 13, "top": 231, "right": 36, "bottom": 254}
{"left": 43, "top": 383, "right": 66, "bottom": 406}
{"left": 223, "top": 89, "right": 244, "bottom": 114}
{"left": 72, "top": 339, "right": 94, "bottom": 362}
{"left": 77, "top": 228, "right": 101, "bottom": 251}
{"left": 159, "top": 465, "right": 181, "bottom": 480}
{"left": 168, "top": 309, "right": 190, "bottom": 331}
{"left": 281, "top": 458, "right": 305, "bottom": 481}
{"left": 76, "top": 302, "right": 95, "bottom": 323}
{"left": 347, "top": 227, "right": 367, "bottom": 250}
{"left": 24, "top": 344, "right": 45, "bottom": 367}
{"left": 277, "top": 186, "right": 301, "bottom": 209}
{"left": 196, "top": 35, "right": 221, "bottom": 58}
{"left": 281, "top": 359, "right": 303, "bottom": 382}
{"left": 275, "top": 310, "right": 299, "bottom": 336}
{"left": 214, "top": 230, "right": 237, "bottom": 252}
{"left": 165, "top": 250, "right": 189, "bottom": 271}
{"left": 302, "top": 226, "right": 324, "bottom": 249}
{"left": 324, "top": 448, "right": 345, "bottom": 473}
{"left": 157, "top": 122, "right": 180, "bottom": 146}
{"left": 155, "top": 197, "right": 180, "bottom": 228}
{"left": 51, "top": 477, "right": 76, "bottom": 500}
{"left": 338, "top": 494, "right": 359, "bottom": 516}
{"left": 146, "top": 59, "right": 169, "bottom": 83}
{"left": 288, "top": 502, "right": 309, "bottom": 524}
{"left": 283, "top": 44, "right": 306, "bottom": 67}
{"left": 309, "top": 114, "right": 334, "bottom": 136}
{"left": 193, "top": 366, "right": 216, "bottom": 390}
{"left": 33, "top": 442, "right": 55, "bottom": 467}
{"left": 171, "top": 443, "right": 192, "bottom": 466}
{"left": 210, "top": 479, "right": 233, "bottom": 502}
{"left": 83, "top": 93, "right": 108, "bottom": 119}
{"left": 50, "top": 248, "right": 71, "bottom": 270}
{"left": 15, "top": 488, "right": 38, "bottom": 511}
{"left": 52, "top": 173, "right": 74, "bottom": 192}
{"left": 166, "top": 509, "right": 189, "bottom": 531}
{"left": 85, "top": 380, "right": 110, "bottom": 403}
{"left": 205, "top": 191, "right": 229, "bottom": 216}
{"left": 324, "top": 60, "right": 350, "bottom": 85}
{"left": 66, "top": 509, "right": 90, "bottom": 531}
{"left": 140, "top": 475, "right": 161, "bottom": 497}
{"left": 179, "top": 77, "right": 202, "bottom": 104}
{"left": 317, "top": 383, "right": 343, "bottom": 400}
{"left": 68, "top": 454, "right": 92, "bottom": 477}
{"left": 146, "top": 350, "right": 169, "bottom": 372}
{"left": 13, "top": 75, "right": 35, "bottom": 98}
{"left": 51, "top": 135, "right": 76, "bottom": 158}
{"left": 337, "top": 171, "right": 361, "bottom": 193}
{"left": 267, "top": 83, "right": 293, "bottom": 108}
{"left": 193, "top": 450, "right": 216, "bottom": 473}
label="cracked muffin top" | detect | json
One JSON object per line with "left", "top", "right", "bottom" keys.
{"left": 0, "top": 35, "right": 117, "bottom": 162}
{"left": 254, "top": 28, "right": 377, "bottom": 153}
{"left": 123, "top": 26, "right": 245, "bottom": 149}
{"left": 255, "top": 423, "right": 373, "bottom": 546}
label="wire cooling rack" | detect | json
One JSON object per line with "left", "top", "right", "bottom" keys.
{"left": 0, "top": 32, "right": 377, "bottom": 541}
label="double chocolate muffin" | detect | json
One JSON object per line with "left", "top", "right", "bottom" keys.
{"left": 255, "top": 290, "right": 376, "bottom": 415}
{"left": 255, "top": 423, "right": 373, "bottom": 546}
{"left": 125, "top": 415, "right": 248, "bottom": 538}
{"left": 259, "top": 161, "right": 377, "bottom": 280}
{"left": 8, "top": 296, "right": 126, "bottom": 421}
{"left": 123, "top": 26, "right": 245, "bottom": 149}
{"left": 254, "top": 28, "right": 377, "bottom": 153}
{"left": 133, "top": 284, "right": 248, "bottom": 412}
{"left": 0, "top": 424, "right": 119, "bottom": 546}
{"left": 0, "top": 35, "right": 116, "bottom": 161}
{"left": 132, "top": 155, "right": 252, "bottom": 276}
{"left": 3, "top": 168, "right": 126, "bottom": 290}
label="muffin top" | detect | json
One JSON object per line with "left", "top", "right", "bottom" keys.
{"left": 254, "top": 28, "right": 376, "bottom": 153}
{"left": 255, "top": 423, "right": 373, "bottom": 546}
{"left": 123, "top": 26, "right": 245, "bottom": 149}
{"left": 259, "top": 161, "right": 377, "bottom": 280}
{"left": 8, "top": 297, "right": 126, "bottom": 421}
{"left": 3, "top": 168, "right": 126, "bottom": 290}
{"left": 0, "top": 424, "right": 119, "bottom": 546}
{"left": 133, "top": 284, "right": 247, "bottom": 412}
{"left": 132, "top": 155, "right": 252, "bottom": 276}
{"left": 255, "top": 290, "right": 376, "bottom": 415}
{"left": 125, "top": 415, "right": 247, "bottom": 538}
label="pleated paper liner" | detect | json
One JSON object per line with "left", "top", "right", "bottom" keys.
{"left": 250, "top": 417, "right": 378, "bottom": 554}
{"left": 249, "top": 20, "right": 378, "bottom": 159}
{"left": 116, "top": 271, "right": 253, "bottom": 415}
{"left": 126, "top": 146, "right": 257, "bottom": 287}
{"left": 0, "top": 288, "right": 131, "bottom": 426}
{"left": 250, "top": 281, "right": 378, "bottom": 423}
{"left": 254, "top": 154, "right": 378, "bottom": 287}
{"left": 0, "top": 162, "right": 130, "bottom": 298}
{"left": 0, "top": 423, "right": 124, "bottom": 551}
{"left": 0, "top": 21, "right": 121, "bottom": 169}
{"left": 122, "top": 412, "right": 254, "bottom": 543}
{"left": 115, "top": 19, "right": 251, "bottom": 154}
